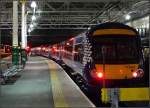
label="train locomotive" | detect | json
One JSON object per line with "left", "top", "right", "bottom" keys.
{"left": 50, "top": 22, "right": 145, "bottom": 87}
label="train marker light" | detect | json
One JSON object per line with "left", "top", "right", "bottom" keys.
{"left": 97, "top": 72, "right": 103, "bottom": 78}
{"left": 66, "top": 42, "right": 70, "bottom": 46}
{"left": 69, "top": 37, "right": 74, "bottom": 41}
{"left": 43, "top": 47, "right": 46, "bottom": 51}
{"left": 132, "top": 72, "right": 138, "bottom": 78}
{"left": 73, "top": 51, "right": 78, "bottom": 54}
{"left": 132, "top": 69, "right": 144, "bottom": 78}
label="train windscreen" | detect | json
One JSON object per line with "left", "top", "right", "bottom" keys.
{"left": 93, "top": 36, "right": 140, "bottom": 64}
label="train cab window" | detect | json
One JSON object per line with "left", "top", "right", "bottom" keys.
{"left": 93, "top": 36, "right": 140, "bottom": 64}
{"left": 117, "top": 42, "right": 138, "bottom": 60}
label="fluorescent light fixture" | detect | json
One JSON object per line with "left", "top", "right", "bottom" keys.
{"left": 31, "top": 1, "right": 37, "bottom": 8}
{"left": 32, "top": 15, "right": 36, "bottom": 21}
{"left": 30, "top": 24, "right": 34, "bottom": 28}
{"left": 125, "top": 14, "right": 131, "bottom": 20}
{"left": 88, "top": 27, "right": 91, "bottom": 30}
{"left": 28, "top": 29, "right": 31, "bottom": 33}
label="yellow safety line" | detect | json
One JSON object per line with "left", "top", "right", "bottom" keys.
{"left": 46, "top": 60, "right": 68, "bottom": 107}
{"left": 119, "top": 87, "right": 150, "bottom": 101}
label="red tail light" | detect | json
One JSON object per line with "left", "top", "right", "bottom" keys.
{"left": 132, "top": 72, "right": 138, "bottom": 78}
{"left": 66, "top": 42, "right": 70, "bottom": 46}
{"left": 91, "top": 69, "right": 104, "bottom": 79}
{"left": 132, "top": 69, "right": 144, "bottom": 78}
{"left": 97, "top": 72, "right": 103, "bottom": 78}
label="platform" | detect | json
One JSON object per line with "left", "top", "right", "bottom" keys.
{"left": 0, "top": 56, "right": 95, "bottom": 108}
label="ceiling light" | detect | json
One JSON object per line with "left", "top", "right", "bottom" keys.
{"left": 31, "top": 1, "right": 37, "bottom": 8}
{"left": 125, "top": 14, "right": 131, "bottom": 20}
{"left": 32, "top": 15, "right": 36, "bottom": 21}
{"left": 28, "top": 29, "right": 31, "bottom": 33}
{"left": 30, "top": 24, "right": 34, "bottom": 28}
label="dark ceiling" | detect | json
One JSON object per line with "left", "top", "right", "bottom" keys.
{"left": 0, "top": 0, "right": 149, "bottom": 47}
{"left": 1, "top": 29, "right": 84, "bottom": 47}
{"left": 27, "top": 29, "right": 84, "bottom": 47}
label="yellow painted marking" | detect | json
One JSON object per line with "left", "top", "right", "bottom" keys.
{"left": 93, "top": 29, "right": 136, "bottom": 36}
{"left": 101, "top": 88, "right": 150, "bottom": 102}
{"left": 46, "top": 60, "right": 68, "bottom": 107}
{"left": 119, "top": 88, "right": 150, "bottom": 101}
{"left": 101, "top": 88, "right": 109, "bottom": 103}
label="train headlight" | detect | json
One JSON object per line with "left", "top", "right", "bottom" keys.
{"left": 132, "top": 69, "right": 144, "bottom": 78}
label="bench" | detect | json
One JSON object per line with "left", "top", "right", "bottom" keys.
{"left": 0, "top": 61, "right": 23, "bottom": 84}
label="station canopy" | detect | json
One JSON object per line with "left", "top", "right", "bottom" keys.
{"left": 0, "top": 0, "right": 149, "bottom": 46}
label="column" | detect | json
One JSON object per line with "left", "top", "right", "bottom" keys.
{"left": 21, "top": 0, "right": 27, "bottom": 66}
{"left": 12, "top": 1, "right": 19, "bottom": 65}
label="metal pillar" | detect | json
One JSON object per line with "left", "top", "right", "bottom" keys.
{"left": 24, "top": 14, "right": 27, "bottom": 47}
{"left": 21, "top": 1, "right": 26, "bottom": 49}
{"left": 12, "top": 1, "right": 19, "bottom": 65}
{"left": 21, "top": 1, "right": 27, "bottom": 66}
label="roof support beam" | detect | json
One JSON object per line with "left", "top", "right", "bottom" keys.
{"left": 46, "top": 3, "right": 56, "bottom": 11}
{"left": 0, "top": 0, "right": 141, "bottom": 3}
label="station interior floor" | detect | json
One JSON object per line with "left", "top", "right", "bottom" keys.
{"left": 0, "top": 56, "right": 95, "bottom": 108}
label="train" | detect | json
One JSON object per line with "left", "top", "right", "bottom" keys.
{"left": 33, "top": 22, "right": 149, "bottom": 104}
{"left": 50, "top": 22, "right": 145, "bottom": 86}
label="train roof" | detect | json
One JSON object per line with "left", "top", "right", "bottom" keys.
{"left": 88, "top": 22, "right": 138, "bottom": 35}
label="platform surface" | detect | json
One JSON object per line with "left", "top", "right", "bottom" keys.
{"left": 0, "top": 56, "right": 94, "bottom": 108}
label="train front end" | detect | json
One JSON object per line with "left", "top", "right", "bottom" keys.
{"left": 83, "top": 22, "right": 149, "bottom": 103}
